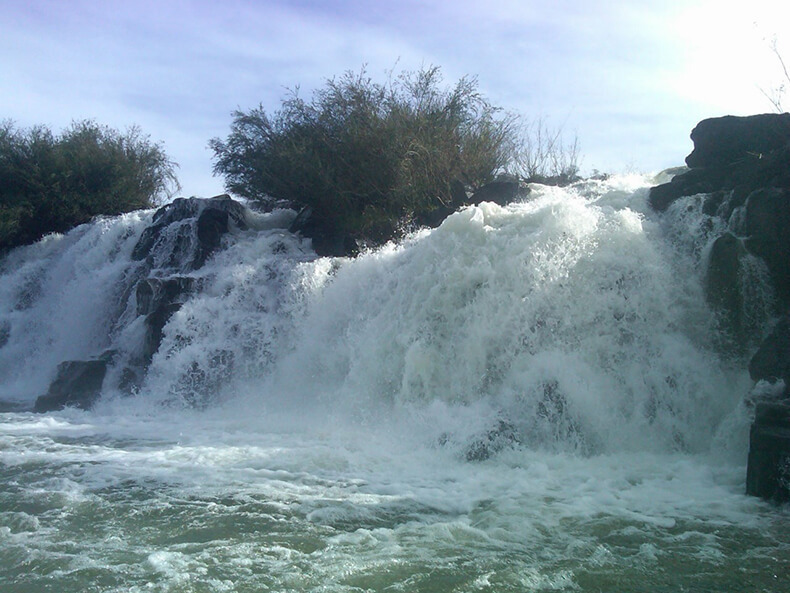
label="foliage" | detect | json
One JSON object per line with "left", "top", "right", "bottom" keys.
{"left": 513, "top": 117, "right": 581, "bottom": 184}
{"left": 0, "top": 120, "right": 179, "bottom": 251}
{"left": 211, "top": 66, "right": 525, "bottom": 242}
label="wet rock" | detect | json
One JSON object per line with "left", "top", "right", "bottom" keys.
{"left": 464, "top": 420, "right": 520, "bottom": 461}
{"left": 746, "top": 401, "right": 790, "bottom": 502}
{"left": 136, "top": 277, "right": 195, "bottom": 317}
{"left": 749, "top": 315, "right": 790, "bottom": 396}
{"left": 289, "top": 206, "right": 359, "bottom": 257}
{"left": 471, "top": 175, "right": 529, "bottom": 206}
{"left": 743, "top": 188, "right": 790, "bottom": 303}
{"left": 685, "top": 113, "right": 790, "bottom": 169}
{"left": 142, "top": 302, "right": 183, "bottom": 363}
{"left": 705, "top": 232, "right": 748, "bottom": 344}
{"left": 132, "top": 195, "right": 249, "bottom": 269}
{"left": 649, "top": 114, "right": 790, "bottom": 213}
{"left": 134, "top": 276, "right": 197, "bottom": 364}
{"left": 34, "top": 359, "right": 108, "bottom": 412}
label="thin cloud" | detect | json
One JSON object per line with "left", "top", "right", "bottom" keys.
{"left": 1, "top": 0, "right": 785, "bottom": 196}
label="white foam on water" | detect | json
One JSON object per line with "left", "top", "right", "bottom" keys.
{"left": 1, "top": 175, "right": 788, "bottom": 591}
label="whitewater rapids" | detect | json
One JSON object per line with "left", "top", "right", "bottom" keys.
{"left": 0, "top": 175, "right": 788, "bottom": 592}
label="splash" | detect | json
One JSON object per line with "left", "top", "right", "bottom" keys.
{"left": 0, "top": 176, "right": 754, "bottom": 456}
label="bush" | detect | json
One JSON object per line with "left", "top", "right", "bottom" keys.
{"left": 210, "top": 66, "right": 520, "bottom": 243}
{"left": 0, "top": 120, "right": 179, "bottom": 251}
{"left": 514, "top": 117, "right": 581, "bottom": 185}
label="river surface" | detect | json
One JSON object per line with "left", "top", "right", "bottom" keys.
{"left": 1, "top": 175, "right": 789, "bottom": 591}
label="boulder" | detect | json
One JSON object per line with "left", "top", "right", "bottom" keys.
{"left": 34, "top": 359, "right": 108, "bottom": 412}
{"left": 135, "top": 276, "right": 196, "bottom": 363}
{"left": 705, "top": 232, "right": 748, "bottom": 344}
{"left": 132, "top": 195, "right": 249, "bottom": 269}
{"left": 288, "top": 206, "right": 359, "bottom": 257}
{"left": 471, "top": 176, "right": 529, "bottom": 206}
{"left": 464, "top": 419, "right": 520, "bottom": 461}
{"left": 743, "top": 188, "right": 790, "bottom": 302}
{"left": 649, "top": 114, "right": 790, "bottom": 212}
{"left": 685, "top": 113, "right": 790, "bottom": 169}
{"left": 749, "top": 314, "right": 790, "bottom": 394}
{"left": 136, "top": 276, "right": 195, "bottom": 317}
{"left": 746, "top": 401, "right": 790, "bottom": 502}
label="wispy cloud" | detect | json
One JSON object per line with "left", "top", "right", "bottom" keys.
{"left": 1, "top": 0, "right": 785, "bottom": 196}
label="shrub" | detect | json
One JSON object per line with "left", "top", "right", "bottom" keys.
{"left": 0, "top": 120, "right": 179, "bottom": 251}
{"left": 210, "top": 66, "right": 520, "bottom": 243}
{"left": 514, "top": 117, "right": 581, "bottom": 185}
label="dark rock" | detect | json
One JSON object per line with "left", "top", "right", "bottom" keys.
{"left": 743, "top": 188, "right": 790, "bottom": 302}
{"left": 464, "top": 420, "right": 520, "bottom": 461}
{"left": 415, "top": 205, "right": 456, "bottom": 229}
{"left": 749, "top": 315, "right": 790, "bottom": 392}
{"left": 132, "top": 195, "right": 249, "bottom": 269}
{"left": 450, "top": 178, "right": 469, "bottom": 205}
{"left": 746, "top": 401, "right": 790, "bottom": 502}
{"left": 649, "top": 114, "right": 790, "bottom": 501}
{"left": 686, "top": 113, "right": 790, "bottom": 169}
{"left": 649, "top": 167, "right": 727, "bottom": 211}
{"left": 415, "top": 177, "right": 529, "bottom": 230}
{"left": 705, "top": 232, "right": 747, "bottom": 343}
{"left": 134, "top": 276, "right": 196, "bottom": 363}
{"left": 649, "top": 114, "right": 790, "bottom": 212}
{"left": 289, "top": 206, "right": 359, "bottom": 257}
{"left": 136, "top": 277, "right": 195, "bottom": 317}
{"left": 0, "top": 319, "right": 9, "bottom": 349}
{"left": 142, "top": 302, "right": 183, "bottom": 363}
{"left": 34, "top": 359, "right": 108, "bottom": 412}
{"left": 471, "top": 176, "right": 529, "bottom": 206}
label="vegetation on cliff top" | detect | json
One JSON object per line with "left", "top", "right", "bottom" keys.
{"left": 211, "top": 66, "right": 579, "bottom": 245}
{"left": 0, "top": 120, "right": 179, "bottom": 251}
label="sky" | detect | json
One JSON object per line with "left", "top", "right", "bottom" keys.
{"left": 1, "top": 0, "right": 788, "bottom": 198}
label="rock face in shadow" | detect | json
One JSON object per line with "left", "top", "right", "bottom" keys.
{"left": 685, "top": 114, "right": 790, "bottom": 169}
{"left": 288, "top": 206, "right": 359, "bottom": 258}
{"left": 649, "top": 114, "right": 790, "bottom": 213}
{"left": 132, "top": 195, "right": 249, "bottom": 269}
{"left": 288, "top": 176, "right": 531, "bottom": 257}
{"left": 34, "top": 195, "right": 251, "bottom": 412}
{"left": 34, "top": 360, "right": 108, "bottom": 412}
{"left": 749, "top": 314, "right": 790, "bottom": 398}
{"left": 649, "top": 113, "right": 790, "bottom": 501}
{"left": 137, "top": 276, "right": 196, "bottom": 363}
{"left": 746, "top": 402, "right": 790, "bottom": 502}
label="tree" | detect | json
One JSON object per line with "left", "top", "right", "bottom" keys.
{"left": 759, "top": 36, "right": 789, "bottom": 113}
{"left": 513, "top": 117, "right": 581, "bottom": 184}
{"left": 0, "top": 120, "right": 179, "bottom": 251}
{"left": 211, "top": 66, "right": 523, "bottom": 244}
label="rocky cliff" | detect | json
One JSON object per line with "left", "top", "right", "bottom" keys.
{"left": 650, "top": 113, "right": 790, "bottom": 501}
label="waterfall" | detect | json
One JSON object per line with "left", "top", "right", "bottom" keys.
{"left": 0, "top": 175, "right": 753, "bottom": 456}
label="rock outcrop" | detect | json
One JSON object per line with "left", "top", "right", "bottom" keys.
{"left": 132, "top": 195, "right": 249, "bottom": 269}
{"left": 34, "top": 359, "right": 108, "bottom": 412}
{"left": 35, "top": 195, "right": 249, "bottom": 411}
{"left": 650, "top": 113, "right": 790, "bottom": 501}
{"left": 746, "top": 402, "right": 790, "bottom": 502}
{"left": 649, "top": 113, "right": 790, "bottom": 213}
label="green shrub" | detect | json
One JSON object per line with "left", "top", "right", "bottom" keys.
{"left": 210, "top": 66, "right": 520, "bottom": 243}
{"left": 0, "top": 120, "right": 179, "bottom": 251}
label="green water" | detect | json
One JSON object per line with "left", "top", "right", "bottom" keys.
{"left": 1, "top": 411, "right": 789, "bottom": 593}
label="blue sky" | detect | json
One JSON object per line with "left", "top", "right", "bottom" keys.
{"left": 1, "top": 0, "right": 787, "bottom": 197}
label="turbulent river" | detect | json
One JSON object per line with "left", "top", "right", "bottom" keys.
{"left": 1, "top": 175, "right": 788, "bottom": 592}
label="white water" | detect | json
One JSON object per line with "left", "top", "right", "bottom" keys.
{"left": 1, "top": 176, "right": 788, "bottom": 592}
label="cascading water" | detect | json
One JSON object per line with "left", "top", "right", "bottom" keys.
{"left": 0, "top": 175, "right": 788, "bottom": 592}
